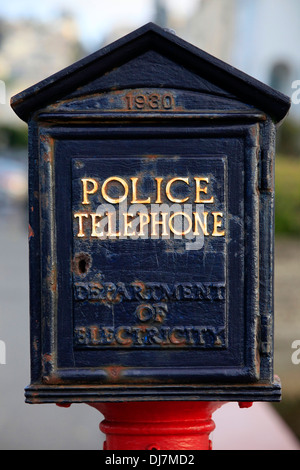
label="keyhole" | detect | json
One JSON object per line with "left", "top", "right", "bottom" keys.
{"left": 73, "top": 252, "right": 91, "bottom": 276}
{"left": 78, "top": 258, "right": 87, "bottom": 274}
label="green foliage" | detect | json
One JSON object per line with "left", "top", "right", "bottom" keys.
{"left": 0, "top": 125, "right": 28, "bottom": 148}
{"left": 277, "top": 119, "right": 300, "bottom": 157}
{"left": 275, "top": 155, "right": 300, "bottom": 237}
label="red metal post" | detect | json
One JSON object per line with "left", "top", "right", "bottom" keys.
{"left": 89, "top": 401, "right": 226, "bottom": 450}
{"left": 57, "top": 401, "right": 253, "bottom": 450}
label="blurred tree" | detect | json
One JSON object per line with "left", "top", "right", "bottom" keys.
{"left": 277, "top": 119, "right": 300, "bottom": 157}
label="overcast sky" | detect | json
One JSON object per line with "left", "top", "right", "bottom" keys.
{"left": 0, "top": 0, "right": 199, "bottom": 49}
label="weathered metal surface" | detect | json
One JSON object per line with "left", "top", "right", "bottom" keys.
{"left": 10, "top": 23, "right": 290, "bottom": 403}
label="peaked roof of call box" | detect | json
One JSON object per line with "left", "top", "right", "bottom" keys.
{"left": 11, "top": 22, "right": 291, "bottom": 124}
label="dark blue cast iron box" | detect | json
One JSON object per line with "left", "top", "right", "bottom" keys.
{"left": 11, "top": 24, "right": 291, "bottom": 403}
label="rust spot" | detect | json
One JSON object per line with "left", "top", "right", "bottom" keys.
{"left": 40, "top": 135, "right": 48, "bottom": 144}
{"left": 28, "top": 224, "right": 34, "bottom": 240}
{"left": 42, "top": 374, "right": 64, "bottom": 385}
{"left": 43, "top": 150, "right": 52, "bottom": 163}
{"left": 105, "top": 366, "right": 124, "bottom": 381}
{"left": 40, "top": 135, "right": 54, "bottom": 163}
{"left": 48, "top": 100, "right": 63, "bottom": 110}
{"left": 43, "top": 353, "right": 53, "bottom": 363}
{"left": 146, "top": 154, "right": 159, "bottom": 159}
{"left": 33, "top": 337, "right": 39, "bottom": 352}
{"left": 132, "top": 280, "right": 148, "bottom": 298}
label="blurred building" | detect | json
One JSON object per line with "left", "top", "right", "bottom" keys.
{"left": 181, "top": 0, "right": 300, "bottom": 118}
{"left": 0, "top": 12, "right": 83, "bottom": 126}
{"left": 1, "top": 0, "right": 300, "bottom": 122}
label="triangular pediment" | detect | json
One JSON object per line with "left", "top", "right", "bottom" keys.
{"left": 11, "top": 23, "right": 290, "bottom": 123}
{"left": 47, "top": 49, "right": 254, "bottom": 115}
{"left": 66, "top": 50, "right": 236, "bottom": 99}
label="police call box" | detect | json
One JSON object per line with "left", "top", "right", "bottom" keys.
{"left": 11, "top": 23, "right": 290, "bottom": 403}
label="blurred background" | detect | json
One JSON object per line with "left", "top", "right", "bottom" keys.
{"left": 0, "top": 0, "right": 299, "bottom": 450}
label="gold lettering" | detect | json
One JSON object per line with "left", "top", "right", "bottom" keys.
{"left": 169, "top": 212, "right": 192, "bottom": 236}
{"left": 74, "top": 212, "right": 88, "bottom": 237}
{"left": 194, "top": 177, "right": 214, "bottom": 203}
{"left": 102, "top": 176, "right": 128, "bottom": 204}
{"left": 130, "top": 177, "right": 151, "bottom": 204}
{"left": 91, "top": 213, "right": 104, "bottom": 237}
{"left": 75, "top": 174, "right": 227, "bottom": 240}
{"left": 170, "top": 327, "right": 186, "bottom": 345}
{"left": 82, "top": 178, "right": 98, "bottom": 205}
{"left": 155, "top": 177, "right": 163, "bottom": 203}
{"left": 212, "top": 212, "right": 225, "bottom": 236}
{"left": 115, "top": 327, "right": 132, "bottom": 346}
{"left": 138, "top": 212, "right": 150, "bottom": 236}
{"left": 123, "top": 213, "right": 136, "bottom": 236}
{"left": 151, "top": 212, "right": 169, "bottom": 236}
{"left": 166, "top": 177, "right": 189, "bottom": 203}
{"left": 107, "top": 211, "right": 120, "bottom": 237}
{"left": 193, "top": 211, "right": 209, "bottom": 236}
